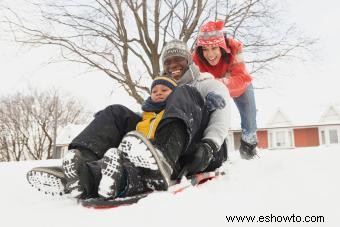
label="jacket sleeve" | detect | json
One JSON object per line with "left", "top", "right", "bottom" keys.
{"left": 199, "top": 75, "right": 231, "bottom": 149}
{"left": 219, "top": 38, "right": 252, "bottom": 98}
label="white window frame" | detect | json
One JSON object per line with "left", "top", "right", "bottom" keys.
{"left": 227, "top": 132, "right": 235, "bottom": 152}
{"left": 319, "top": 126, "right": 340, "bottom": 146}
{"left": 268, "top": 128, "right": 294, "bottom": 149}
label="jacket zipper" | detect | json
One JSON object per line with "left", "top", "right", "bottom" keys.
{"left": 147, "top": 113, "right": 157, "bottom": 139}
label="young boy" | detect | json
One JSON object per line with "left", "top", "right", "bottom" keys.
{"left": 98, "top": 76, "right": 178, "bottom": 198}
{"left": 136, "top": 76, "right": 177, "bottom": 139}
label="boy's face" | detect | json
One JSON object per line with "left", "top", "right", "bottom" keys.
{"left": 151, "top": 84, "right": 173, "bottom": 103}
{"left": 163, "top": 56, "right": 189, "bottom": 81}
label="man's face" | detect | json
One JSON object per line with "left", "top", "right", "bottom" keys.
{"left": 163, "top": 56, "right": 189, "bottom": 81}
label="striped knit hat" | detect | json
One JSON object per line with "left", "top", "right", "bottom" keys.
{"left": 196, "top": 20, "right": 231, "bottom": 54}
{"left": 162, "top": 39, "right": 193, "bottom": 65}
{"left": 151, "top": 76, "right": 177, "bottom": 91}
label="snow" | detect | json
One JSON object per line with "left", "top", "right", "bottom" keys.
{"left": 1, "top": 146, "right": 339, "bottom": 227}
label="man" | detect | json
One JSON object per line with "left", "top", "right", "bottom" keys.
{"left": 28, "top": 40, "right": 231, "bottom": 200}
{"left": 67, "top": 39, "right": 231, "bottom": 199}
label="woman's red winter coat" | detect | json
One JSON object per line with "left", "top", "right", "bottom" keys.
{"left": 192, "top": 38, "right": 252, "bottom": 98}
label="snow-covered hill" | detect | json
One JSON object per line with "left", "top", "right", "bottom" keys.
{"left": 1, "top": 146, "right": 339, "bottom": 227}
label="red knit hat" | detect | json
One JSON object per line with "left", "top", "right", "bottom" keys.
{"left": 196, "top": 20, "right": 230, "bottom": 53}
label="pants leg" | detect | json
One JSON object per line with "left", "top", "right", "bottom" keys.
{"left": 69, "top": 104, "right": 141, "bottom": 158}
{"left": 233, "top": 83, "right": 258, "bottom": 145}
{"left": 154, "top": 120, "right": 188, "bottom": 178}
{"left": 159, "top": 85, "right": 210, "bottom": 149}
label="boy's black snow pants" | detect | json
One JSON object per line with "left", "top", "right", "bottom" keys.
{"left": 69, "top": 104, "right": 142, "bottom": 158}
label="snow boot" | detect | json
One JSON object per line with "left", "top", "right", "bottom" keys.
{"left": 98, "top": 148, "right": 125, "bottom": 198}
{"left": 26, "top": 166, "right": 67, "bottom": 196}
{"left": 119, "top": 131, "right": 173, "bottom": 191}
{"left": 62, "top": 149, "right": 97, "bottom": 198}
{"left": 239, "top": 139, "right": 257, "bottom": 160}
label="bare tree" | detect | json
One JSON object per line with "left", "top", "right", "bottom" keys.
{"left": 0, "top": 0, "right": 315, "bottom": 103}
{"left": 0, "top": 89, "right": 91, "bottom": 162}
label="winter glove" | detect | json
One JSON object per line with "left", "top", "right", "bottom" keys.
{"left": 186, "top": 139, "right": 218, "bottom": 175}
{"left": 205, "top": 91, "right": 226, "bottom": 112}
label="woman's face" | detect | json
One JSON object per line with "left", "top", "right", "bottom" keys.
{"left": 202, "top": 45, "right": 222, "bottom": 66}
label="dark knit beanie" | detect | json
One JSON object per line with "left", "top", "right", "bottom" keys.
{"left": 151, "top": 76, "right": 177, "bottom": 91}
{"left": 162, "top": 39, "right": 193, "bottom": 65}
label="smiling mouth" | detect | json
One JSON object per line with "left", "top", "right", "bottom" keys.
{"left": 207, "top": 57, "right": 219, "bottom": 65}
{"left": 169, "top": 69, "right": 182, "bottom": 80}
{"left": 171, "top": 70, "right": 181, "bottom": 75}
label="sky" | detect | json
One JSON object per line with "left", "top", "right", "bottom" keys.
{"left": 267, "top": 0, "right": 340, "bottom": 107}
{"left": 1, "top": 145, "right": 339, "bottom": 227}
{"left": 1, "top": 0, "right": 340, "bottom": 114}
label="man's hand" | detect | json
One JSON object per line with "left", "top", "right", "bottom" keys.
{"left": 205, "top": 91, "right": 226, "bottom": 111}
{"left": 186, "top": 140, "right": 218, "bottom": 175}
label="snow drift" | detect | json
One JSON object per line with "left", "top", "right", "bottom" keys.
{"left": 1, "top": 146, "right": 339, "bottom": 227}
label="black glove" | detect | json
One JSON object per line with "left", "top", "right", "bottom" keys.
{"left": 205, "top": 91, "right": 226, "bottom": 111}
{"left": 186, "top": 139, "right": 218, "bottom": 175}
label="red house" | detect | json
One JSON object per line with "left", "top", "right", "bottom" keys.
{"left": 229, "top": 104, "right": 340, "bottom": 151}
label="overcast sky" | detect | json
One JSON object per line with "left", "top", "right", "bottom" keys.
{"left": 1, "top": 0, "right": 340, "bottom": 114}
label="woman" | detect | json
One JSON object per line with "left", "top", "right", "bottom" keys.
{"left": 192, "top": 20, "right": 258, "bottom": 159}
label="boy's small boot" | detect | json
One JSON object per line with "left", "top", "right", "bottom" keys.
{"left": 239, "top": 139, "right": 257, "bottom": 160}
{"left": 118, "top": 131, "right": 173, "bottom": 191}
{"left": 98, "top": 148, "right": 125, "bottom": 198}
{"left": 62, "top": 149, "right": 97, "bottom": 198}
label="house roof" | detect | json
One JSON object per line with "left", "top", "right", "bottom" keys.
{"left": 56, "top": 124, "right": 87, "bottom": 145}
{"left": 230, "top": 101, "right": 340, "bottom": 130}
{"left": 319, "top": 105, "right": 340, "bottom": 124}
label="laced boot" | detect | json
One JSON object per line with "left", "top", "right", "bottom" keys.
{"left": 62, "top": 149, "right": 97, "bottom": 198}
{"left": 118, "top": 131, "right": 173, "bottom": 191}
{"left": 98, "top": 148, "right": 125, "bottom": 198}
{"left": 26, "top": 166, "right": 67, "bottom": 196}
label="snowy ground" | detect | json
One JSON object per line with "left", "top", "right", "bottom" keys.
{"left": 1, "top": 146, "right": 339, "bottom": 227}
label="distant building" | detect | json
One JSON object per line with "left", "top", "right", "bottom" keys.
{"left": 54, "top": 124, "right": 87, "bottom": 159}
{"left": 229, "top": 104, "right": 340, "bottom": 150}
